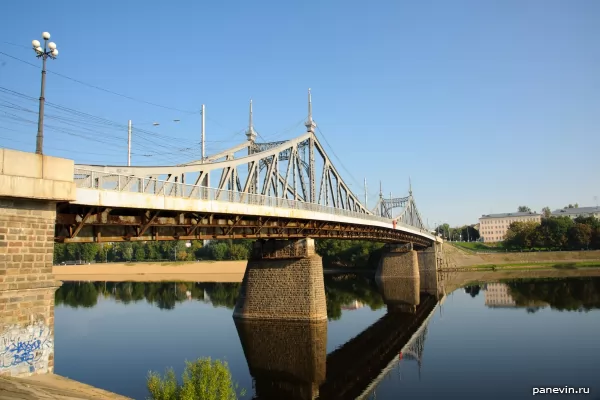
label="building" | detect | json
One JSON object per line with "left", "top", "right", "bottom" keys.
{"left": 551, "top": 206, "right": 600, "bottom": 220}
{"left": 484, "top": 283, "right": 549, "bottom": 309}
{"left": 479, "top": 211, "right": 541, "bottom": 243}
{"left": 485, "top": 283, "right": 516, "bottom": 307}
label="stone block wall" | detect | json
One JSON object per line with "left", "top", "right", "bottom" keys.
{"left": 375, "top": 249, "right": 420, "bottom": 280}
{"left": 233, "top": 253, "right": 327, "bottom": 321}
{"left": 234, "top": 319, "right": 326, "bottom": 399}
{"left": 376, "top": 277, "right": 420, "bottom": 312}
{"left": 0, "top": 198, "right": 60, "bottom": 377}
{"left": 417, "top": 246, "right": 439, "bottom": 296}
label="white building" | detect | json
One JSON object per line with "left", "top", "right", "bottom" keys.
{"left": 479, "top": 211, "right": 541, "bottom": 243}
{"left": 550, "top": 206, "right": 600, "bottom": 220}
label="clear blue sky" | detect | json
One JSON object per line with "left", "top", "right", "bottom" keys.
{"left": 1, "top": 0, "right": 599, "bottom": 227}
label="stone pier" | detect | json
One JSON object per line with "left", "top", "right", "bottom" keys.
{"left": 375, "top": 244, "right": 420, "bottom": 297}
{"left": 0, "top": 149, "right": 76, "bottom": 377}
{"left": 418, "top": 242, "right": 442, "bottom": 298}
{"left": 234, "top": 319, "right": 327, "bottom": 400}
{"left": 233, "top": 238, "right": 327, "bottom": 321}
{"left": 376, "top": 277, "right": 420, "bottom": 313}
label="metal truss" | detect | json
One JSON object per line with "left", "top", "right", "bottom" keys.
{"left": 76, "top": 132, "right": 371, "bottom": 215}
{"left": 73, "top": 91, "right": 429, "bottom": 232}
{"left": 372, "top": 193, "right": 426, "bottom": 231}
{"left": 54, "top": 205, "right": 432, "bottom": 248}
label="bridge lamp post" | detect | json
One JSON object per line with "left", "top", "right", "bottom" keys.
{"left": 32, "top": 32, "right": 59, "bottom": 155}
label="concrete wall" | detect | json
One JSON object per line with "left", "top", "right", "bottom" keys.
{"left": 0, "top": 149, "right": 76, "bottom": 201}
{"left": 0, "top": 199, "right": 60, "bottom": 376}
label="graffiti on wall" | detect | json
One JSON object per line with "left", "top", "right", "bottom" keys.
{"left": 0, "top": 322, "right": 53, "bottom": 374}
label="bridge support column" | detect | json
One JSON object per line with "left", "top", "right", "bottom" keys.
{"left": 233, "top": 238, "right": 327, "bottom": 321}
{"left": 235, "top": 319, "right": 326, "bottom": 400}
{"left": 417, "top": 242, "right": 442, "bottom": 298}
{"left": 0, "top": 148, "right": 76, "bottom": 377}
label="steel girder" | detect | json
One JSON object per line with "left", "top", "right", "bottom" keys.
{"left": 54, "top": 204, "right": 433, "bottom": 248}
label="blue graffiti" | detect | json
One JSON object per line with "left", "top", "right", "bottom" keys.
{"left": 1, "top": 339, "right": 42, "bottom": 367}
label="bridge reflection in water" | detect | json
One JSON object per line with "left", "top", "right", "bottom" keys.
{"left": 235, "top": 273, "right": 443, "bottom": 400}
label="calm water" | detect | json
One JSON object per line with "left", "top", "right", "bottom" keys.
{"left": 54, "top": 275, "right": 600, "bottom": 399}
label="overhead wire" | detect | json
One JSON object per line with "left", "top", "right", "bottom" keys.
{"left": 0, "top": 50, "right": 198, "bottom": 114}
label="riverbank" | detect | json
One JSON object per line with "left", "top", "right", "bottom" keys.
{"left": 444, "top": 244, "right": 600, "bottom": 268}
{"left": 0, "top": 374, "right": 131, "bottom": 399}
{"left": 53, "top": 260, "right": 246, "bottom": 282}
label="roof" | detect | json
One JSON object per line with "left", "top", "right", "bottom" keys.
{"left": 551, "top": 206, "right": 600, "bottom": 216}
{"left": 479, "top": 211, "right": 539, "bottom": 219}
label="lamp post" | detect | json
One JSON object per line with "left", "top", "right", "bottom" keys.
{"left": 32, "top": 32, "right": 59, "bottom": 155}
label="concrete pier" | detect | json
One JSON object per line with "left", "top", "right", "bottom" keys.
{"left": 233, "top": 238, "right": 327, "bottom": 321}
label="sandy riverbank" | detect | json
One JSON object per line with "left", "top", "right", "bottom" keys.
{"left": 53, "top": 260, "right": 246, "bottom": 282}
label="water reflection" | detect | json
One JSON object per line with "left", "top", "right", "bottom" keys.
{"left": 54, "top": 275, "right": 600, "bottom": 399}
{"left": 55, "top": 281, "right": 241, "bottom": 310}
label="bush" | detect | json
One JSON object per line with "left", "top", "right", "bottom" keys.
{"left": 147, "top": 357, "right": 245, "bottom": 400}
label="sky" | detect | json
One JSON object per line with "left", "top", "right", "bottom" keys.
{"left": 1, "top": 0, "right": 599, "bottom": 227}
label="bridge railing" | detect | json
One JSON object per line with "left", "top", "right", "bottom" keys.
{"left": 74, "top": 169, "right": 431, "bottom": 236}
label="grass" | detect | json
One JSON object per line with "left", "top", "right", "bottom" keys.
{"left": 466, "top": 261, "right": 600, "bottom": 270}
{"left": 451, "top": 242, "right": 505, "bottom": 252}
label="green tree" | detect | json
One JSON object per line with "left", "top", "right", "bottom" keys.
{"left": 210, "top": 242, "right": 229, "bottom": 261}
{"left": 121, "top": 242, "right": 134, "bottom": 261}
{"left": 568, "top": 223, "right": 592, "bottom": 250}
{"left": 80, "top": 243, "right": 99, "bottom": 262}
{"left": 228, "top": 244, "right": 249, "bottom": 260}
{"left": 518, "top": 206, "right": 532, "bottom": 213}
{"left": 147, "top": 357, "right": 245, "bottom": 400}
{"left": 542, "top": 207, "right": 551, "bottom": 218}
{"left": 538, "top": 216, "right": 573, "bottom": 249}
{"left": 504, "top": 221, "right": 539, "bottom": 249}
{"left": 135, "top": 246, "right": 146, "bottom": 261}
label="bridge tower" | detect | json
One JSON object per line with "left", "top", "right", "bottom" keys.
{"left": 0, "top": 148, "right": 76, "bottom": 377}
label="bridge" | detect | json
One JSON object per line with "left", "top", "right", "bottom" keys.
{"left": 55, "top": 91, "right": 434, "bottom": 247}
{"left": 0, "top": 90, "right": 443, "bottom": 378}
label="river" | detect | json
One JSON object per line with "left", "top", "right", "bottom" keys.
{"left": 53, "top": 272, "right": 600, "bottom": 399}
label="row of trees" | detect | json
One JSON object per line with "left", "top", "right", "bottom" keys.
{"left": 53, "top": 239, "right": 388, "bottom": 268}
{"left": 508, "top": 278, "right": 600, "bottom": 312}
{"left": 434, "top": 223, "right": 480, "bottom": 242}
{"left": 504, "top": 216, "right": 600, "bottom": 250}
{"left": 55, "top": 275, "right": 386, "bottom": 320}
{"left": 53, "top": 240, "right": 255, "bottom": 264}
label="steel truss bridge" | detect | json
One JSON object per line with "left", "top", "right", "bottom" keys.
{"left": 55, "top": 92, "right": 436, "bottom": 247}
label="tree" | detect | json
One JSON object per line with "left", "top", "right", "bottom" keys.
{"left": 518, "top": 206, "right": 532, "bottom": 213}
{"left": 568, "top": 223, "right": 592, "bottom": 250}
{"left": 210, "top": 242, "right": 229, "bottom": 261}
{"left": 80, "top": 243, "right": 99, "bottom": 262}
{"left": 564, "top": 203, "right": 579, "bottom": 209}
{"left": 504, "top": 221, "right": 539, "bottom": 249}
{"left": 135, "top": 246, "right": 146, "bottom": 261}
{"left": 147, "top": 357, "right": 245, "bottom": 400}
{"left": 542, "top": 207, "right": 551, "bottom": 218}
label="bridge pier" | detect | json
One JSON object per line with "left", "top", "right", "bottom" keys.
{"left": 0, "top": 149, "right": 76, "bottom": 377}
{"left": 234, "top": 319, "right": 326, "bottom": 400}
{"left": 233, "top": 238, "right": 327, "bottom": 321}
{"left": 375, "top": 244, "right": 420, "bottom": 300}
{"left": 418, "top": 242, "right": 442, "bottom": 298}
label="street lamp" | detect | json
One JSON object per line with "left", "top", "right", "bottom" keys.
{"left": 32, "top": 31, "right": 59, "bottom": 155}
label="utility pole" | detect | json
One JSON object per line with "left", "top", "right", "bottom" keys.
{"left": 201, "top": 104, "right": 205, "bottom": 162}
{"left": 127, "top": 120, "right": 132, "bottom": 166}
